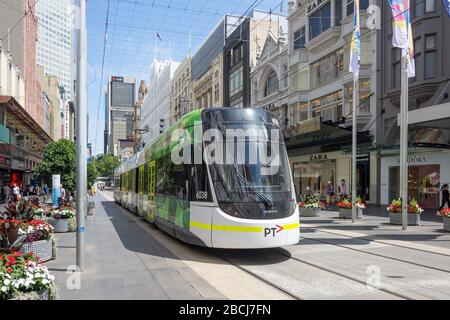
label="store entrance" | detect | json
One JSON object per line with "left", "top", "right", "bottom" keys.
{"left": 389, "top": 164, "right": 440, "bottom": 208}
{"left": 293, "top": 160, "right": 336, "bottom": 201}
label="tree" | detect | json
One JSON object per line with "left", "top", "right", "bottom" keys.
{"left": 87, "top": 161, "right": 99, "bottom": 189}
{"left": 34, "top": 139, "right": 76, "bottom": 191}
{"left": 95, "top": 154, "right": 120, "bottom": 177}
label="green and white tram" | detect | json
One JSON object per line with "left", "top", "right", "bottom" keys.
{"left": 114, "top": 108, "right": 300, "bottom": 248}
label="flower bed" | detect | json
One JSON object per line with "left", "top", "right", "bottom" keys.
{"left": 0, "top": 251, "right": 57, "bottom": 300}
{"left": 336, "top": 198, "right": 365, "bottom": 219}
{"left": 387, "top": 199, "right": 423, "bottom": 226}
{"left": 441, "top": 208, "right": 450, "bottom": 232}
{"left": 46, "top": 208, "right": 76, "bottom": 233}
{"left": 298, "top": 196, "right": 324, "bottom": 217}
{"left": 18, "top": 220, "right": 55, "bottom": 262}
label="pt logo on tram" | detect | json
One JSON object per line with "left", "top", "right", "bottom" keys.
{"left": 264, "top": 225, "right": 284, "bottom": 237}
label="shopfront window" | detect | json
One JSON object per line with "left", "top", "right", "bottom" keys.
{"left": 293, "top": 161, "right": 336, "bottom": 200}
{"left": 389, "top": 164, "right": 440, "bottom": 208}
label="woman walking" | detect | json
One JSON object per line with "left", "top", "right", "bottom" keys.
{"left": 438, "top": 184, "right": 450, "bottom": 215}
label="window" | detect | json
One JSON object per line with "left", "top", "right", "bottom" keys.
{"left": 264, "top": 69, "right": 279, "bottom": 97}
{"left": 335, "top": 0, "right": 342, "bottom": 25}
{"left": 413, "top": 0, "right": 424, "bottom": 17}
{"left": 346, "top": 0, "right": 369, "bottom": 16}
{"left": 310, "top": 49, "right": 344, "bottom": 88}
{"left": 392, "top": 48, "right": 401, "bottom": 88}
{"left": 424, "top": 34, "right": 436, "bottom": 79}
{"left": 309, "top": 2, "right": 331, "bottom": 40}
{"left": 229, "top": 66, "right": 243, "bottom": 97}
{"left": 425, "top": 0, "right": 435, "bottom": 12}
{"left": 293, "top": 26, "right": 306, "bottom": 49}
{"left": 413, "top": 37, "right": 422, "bottom": 81}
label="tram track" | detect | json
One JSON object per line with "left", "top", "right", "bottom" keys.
{"left": 300, "top": 227, "right": 450, "bottom": 275}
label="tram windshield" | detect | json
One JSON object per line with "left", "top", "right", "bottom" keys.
{"left": 205, "top": 120, "right": 296, "bottom": 220}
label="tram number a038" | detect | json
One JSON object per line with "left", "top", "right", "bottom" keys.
{"left": 196, "top": 191, "right": 208, "bottom": 200}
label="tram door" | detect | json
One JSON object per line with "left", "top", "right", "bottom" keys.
{"left": 147, "top": 160, "right": 156, "bottom": 223}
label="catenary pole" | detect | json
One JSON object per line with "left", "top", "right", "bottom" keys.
{"left": 400, "top": 56, "right": 409, "bottom": 231}
{"left": 352, "top": 75, "right": 359, "bottom": 223}
{"left": 76, "top": 0, "right": 87, "bottom": 271}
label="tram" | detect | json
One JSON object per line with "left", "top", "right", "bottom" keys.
{"left": 113, "top": 108, "right": 300, "bottom": 248}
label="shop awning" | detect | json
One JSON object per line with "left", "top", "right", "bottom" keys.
{"left": 0, "top": 96, "right": 52, "bottom": 145}
{"left": 285, "top": 122, "right": 373, "bottom": 154}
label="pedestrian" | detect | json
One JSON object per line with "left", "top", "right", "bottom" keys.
{"left": 12, "top": 184, "right": 20, "bottom": 202}
{"left": 2, "top": 183, "right": 10, "bottom": 203}
{"left": 60, "top": 184, "right": 66, "bottom": 200}
{"left": 338, "top": 179, "right": 347, "bottom": 200}
{"left": 326, "top": 181, "right": 334, "bottom": 206}
{"left": 437, "top": 184, "right": 450, "bottom": 215}
{"left": 91, "top": 184, "right": 96, "bottom": 196}
{"left": 43, "top": 184, "right": 49, "bottom": 203}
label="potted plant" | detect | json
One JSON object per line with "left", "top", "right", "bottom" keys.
{"left": 387, "top": 198, "right": 423, "bottom": 226}
{"left": 441, "top": 208, "right": 450, "bottom": 232}
{"left": 47, "top": 208, "right": 76, "bottom": 233}
{"left": 0, "top": 251, "right": 57, "bottom": 300}
{"left": 0, "top": 220, "right": 24, "bottom": 252}
{"left": 336, "top": 198, "right": 365, "bottom": 219}
{"left": 18, "top": 220, "right": 55, "bottom": 262}
{"left": 298, "top": 196, "right": 324, "bottom": 217}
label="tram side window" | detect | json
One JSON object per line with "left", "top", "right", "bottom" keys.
{"left": 190, "top": 144, "right": 212, "bottom": 202}
{"left": 144, "top": 163, "right": 149, "bottom": 194}
{"left": 135, "top": 169, "right": 139, "bottom": 193}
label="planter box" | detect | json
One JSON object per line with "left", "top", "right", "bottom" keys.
{"left": 9, "top": 289, "right": 49, "bottom": 300}
{"left": 299, "top": 207, "right": 320, "bottom": 217}
{"left": 338, "top": 208, "right": 363, "bottom": 219}
{"left": 389, "top": 212, "right": 421, "bottom": 226}
{"left": 48, "top": 219, "right": 69, "bottom": 233}
{"left": 21, "top": 239, "right": 53, "bottom": 262}
{"left": 444, "top": 216, "right": 450, "bottom": 232}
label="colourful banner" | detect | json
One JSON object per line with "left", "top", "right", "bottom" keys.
{"left": 349, "top": 0, "right": 361, "bottom": 76}
{"left": 444, "top": 0, "right": 450, "bottom": 17}
{"left": 389, "top": 0, "right": 415, "bottom": 78}
{"left": 389, "top": 0, "right": 409, "bottom": 48}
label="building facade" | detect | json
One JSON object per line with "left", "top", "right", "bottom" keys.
{"left": 134, "top": 80, "right": 148, "bottom": 151}
{"left": 0, "top": 0, "right": 44, "bottom": 129}
{"left": 192, "top": 53, "right": 224, "bottom": 110}
{"left": 250, "top": 28, "right": 289, "bottom": 125}
{"left": 285, "top": 0, "right": 378, "bottom": 202}
{"left": 35, "top": 0, "right": 73, "bottom": 101}
{"left": 377, "top": 0, "right": 450, "bottom": 208}
{"left": 141, "top": 60, "right": 180, "bottom": 144}
{"left": 0, "top": 45, "right": 52, "bottom": 189}
{"left": 171, "top": 56, "right": 193, "bottom": 124}
{"left": 105, "top": 76, "right": 136, "bottom": 155}
{"left": 63, "top": 100, "right": 75, "bottom": 141}
{"left": 224, "top": 10, "right": 288, "bottom": 108}
{"left": 36, "top": 65, "right": 62, "bottom": 141}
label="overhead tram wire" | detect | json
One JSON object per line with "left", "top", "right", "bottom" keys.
{"left": 94, "top": 0, "right": 111, "bottom": 156}
{"left": 116, "top": 0, "right": 139, "bottom": 75}
{"left": 0, "top": 0, "right": 42, "bottom": 42}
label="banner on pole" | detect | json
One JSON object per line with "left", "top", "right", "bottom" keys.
{"left": 52, "top": 174, "right": 61, "bottom": 208}
{"left": 389, "top": 0, "right": 415, "bottom": 78}
{"left": 444, "top": 0, "right": 450, "bottom": 17}
{"left": 349, "top": 0, "right": 361, "bottom": 76}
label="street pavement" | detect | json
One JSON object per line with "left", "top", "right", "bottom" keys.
{"left": 46, "top": 192, "right": 450, "bottom": 300}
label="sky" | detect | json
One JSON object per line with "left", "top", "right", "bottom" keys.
{"left": 87, "top": 0, "right": 287, "bottom": 156}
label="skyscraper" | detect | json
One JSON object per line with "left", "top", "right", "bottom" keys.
{"left": 35, "top": 0, "right": 73, "bottom": 101}
{"left": 105, "top": 76, "right": 136, "bottom": 156}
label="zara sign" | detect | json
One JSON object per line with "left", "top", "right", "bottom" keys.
{"left": 307, "top": 0, "right": 329, "bottom": 15}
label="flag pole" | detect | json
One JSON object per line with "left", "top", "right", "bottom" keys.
{"left": 400, "top": 54, "right": 409, "bottom": 230}
{"left": 352, "top": 74, "right": 359, "bottom": 223}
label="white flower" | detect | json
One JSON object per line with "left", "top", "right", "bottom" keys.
{"left": 1, "top": 286, "right": 7, "bottom": 292}
{"left": 3, "top": 279, "right": 10, "bottom": 286}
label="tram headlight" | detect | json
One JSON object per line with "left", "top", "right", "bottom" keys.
{"left": 219, "top": 202, "right": 243, "bottom": 218}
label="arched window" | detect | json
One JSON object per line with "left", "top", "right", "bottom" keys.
{"left": 264, "top": 69, "right": 279, "bottom": 97}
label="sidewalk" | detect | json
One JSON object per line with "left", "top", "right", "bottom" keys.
{"left": 45, "top": 192, "right": 226, "bottom": 300}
